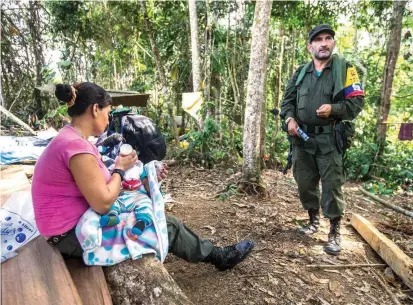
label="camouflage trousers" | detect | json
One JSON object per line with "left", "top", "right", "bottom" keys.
{"left": 49, "top": 215, "right": 214, "bottom": 262}
{"left": 292, "top": 144, "right": 345, "bottom": 219}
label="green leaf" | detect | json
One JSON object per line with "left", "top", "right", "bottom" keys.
{"left": 57, "top": 60, "right": 72, "bottom": 67}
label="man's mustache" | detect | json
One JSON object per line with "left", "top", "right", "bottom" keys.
{"left": 319, "top": 47, "right": 330, "bottom": 52}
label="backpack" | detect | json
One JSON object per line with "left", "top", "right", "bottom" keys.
{"left": 101, "top": 109, "right": 166, "bottom": 164}
{"left": 121, "top": 115, "right": 166, "bottom": 164}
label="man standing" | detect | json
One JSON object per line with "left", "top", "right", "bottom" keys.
{"left": 280, "top": 25, "right": 365, "bottom": 255}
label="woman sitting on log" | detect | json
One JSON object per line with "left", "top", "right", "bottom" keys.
{"left": 31, "top": 82, "right": 254, "bottom": 271}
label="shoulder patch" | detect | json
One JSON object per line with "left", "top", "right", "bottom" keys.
{"left": 344, "top": 65, "right": 364, "bottom": 98}
{"left": 345, "top": 66, "right": 360, "bottom": 87}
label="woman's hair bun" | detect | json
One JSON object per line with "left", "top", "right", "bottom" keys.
{"left": 55, "top": 84, "right": 73, "bottom": 103}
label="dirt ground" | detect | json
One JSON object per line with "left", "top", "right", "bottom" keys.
{"left": 163, "top": 165, "right": 413, "bottom": 305}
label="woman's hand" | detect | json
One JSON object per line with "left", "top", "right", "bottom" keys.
{"left": 115, "top": 150, "right": 138, "bottom": 171}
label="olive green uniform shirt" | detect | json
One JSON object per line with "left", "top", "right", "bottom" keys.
{"left": 279, "top": 59, "right": 364, "bottom": 219}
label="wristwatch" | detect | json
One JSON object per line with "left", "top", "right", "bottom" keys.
{"left": 112, "top": 169, "right": 126, "bottom": 181}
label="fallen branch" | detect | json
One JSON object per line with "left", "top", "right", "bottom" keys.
{"left": 201, "top": 225, "right": 216, "bottom": 235}
{"left": 0, "top": 105, "right": 36, "bottom": 135}
{"left": 359, "top": 187, "right": 413, "bottom": 218}
{"left": 362, "top": 255, "right": 402, "bottom": 305}
{"left": 306, "top": 263, "right": 387, "bottom": 269}
{"left": 238, "top": 273, "right": 268, "bottom": 278}
{"left": 352, "top": 201, "right": 369, "bottom": 212}
{"left": 372, "top": 269, "right": 402, "bottom": 305}
{"left": 8, "top": 87, "right": 23, "bottom": 112}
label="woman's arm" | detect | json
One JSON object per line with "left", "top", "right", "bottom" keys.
{"left": 69, "top": 151, "right": 137, "bottom": 214}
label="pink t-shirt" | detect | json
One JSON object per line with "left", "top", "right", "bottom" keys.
{"left": 32, "top": 125, "right": 111, "bottom": 236}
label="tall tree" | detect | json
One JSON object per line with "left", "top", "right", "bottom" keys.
{"left": 188, "top": 0, "right": 202, "bottom": 92}
{"left": 274, "top": 27, "right": 285, "bottom": 112}
{"left": 353, "top": 1, "right": 367, "bottom": 90}
{"left": 290, "top": 28, "right": 296, "bottom": 77}
{"left": 239, "top": 0, "right": 272, "bottom": 194}
{"left": 27, "top": 1, "right": 46, "bottom": 118}
{"left": 376, "top": 0, "right": 407, "bottom": 152}
{"left": 140, "top": 1, "right": 179, "bottom": 144}
{"left": 188, "top": 0, "right": 204, "bottom": 129}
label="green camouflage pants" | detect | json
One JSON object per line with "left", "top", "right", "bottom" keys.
{"left": 52, "top": 215, "right": 214, "bottom": 262}
{"left": 292, "top": 144, "right": 345, "bottom": 219}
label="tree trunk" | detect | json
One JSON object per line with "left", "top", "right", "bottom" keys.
{"left": 376, "top": 0, "right": 407, "bottom": 153}
{"left": 203, "top": 0, "right": 214, "bottom": 120}
{"left": 353, "top": 1, "right": 367, "bottom": 90}
{"left": 214, "top": 74, "right": 222, "bottom": 126}
{"left": 273, "top": 30, "right": 285, "bottom": 139}
{"left": 0, "top": 78, "right": 4, "bottom": 107}
{"left": 275, "top": 29, "right": 285, "bottom": 111}
{"left": 290, "top": 28, "right": 296, "bottom": 77}
{"left": 104, "top": 256, "right": 193, "bottom": 305}
{"left": 27, "top": 1, "right": 45, "bottom": 119}
{"left": 239, "top": 0, "right": 272, "bottom": 195}
{"left": 188, "top": 0, "right": 202, "bottom": 93}
{"left": 140, "top": 2, "right": 179, "bottom": 145}
{"left": 188, "top": 0, "right": 203, "bottom": 129}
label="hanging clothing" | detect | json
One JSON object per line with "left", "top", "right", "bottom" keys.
{"left": 398, "top": 123, "right": 413, "bottom": 141}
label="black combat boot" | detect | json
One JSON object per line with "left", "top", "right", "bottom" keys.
{"left": 298, "top": 208, "right": 320, "bottom": 235}
{"left": 203, "top": 240, "right": 255, "bottom": 271}
{"left": 324, "top": 217, "right": 342, "bottom": 256}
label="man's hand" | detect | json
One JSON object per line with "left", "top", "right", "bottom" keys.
{"left": 287, "top": 118, "right": 299, "bottom": 137}
{"left": 316, "top": 104, "right": 332, "bottom": 118}
{"left": 157, "top": 164, "right": 168, "bottom": 181}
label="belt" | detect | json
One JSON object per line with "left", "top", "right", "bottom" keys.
{"left": 47, "top": 227, "right": 76, "bottom": 246}
{"left": 300, "top": 123, "right": 334, "bottom": 135}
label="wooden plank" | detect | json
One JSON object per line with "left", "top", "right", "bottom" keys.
{"left": 0, "top": 166, "right": 31, "bottom": 206}
{"left": 1, "top": 167, "right": 83, "bottom": 305}
{"left": 2, "top": 239, "right": 83, "bottom": 305}
{"left": 66, "top": 259, "right": 113, "bottom": 305}
{"left": 109, "top": 93, "right": 149, "bottom": 107}
{"left": 351, "top": 213, "right": 413, "bottom": 289}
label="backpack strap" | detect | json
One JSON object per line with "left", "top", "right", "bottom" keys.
{"left": 295, "top": 62, "right": 312, "bottom": 87}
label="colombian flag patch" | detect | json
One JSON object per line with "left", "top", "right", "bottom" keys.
{"left": 344, "top": 66, "right": 364, "bottom": 98}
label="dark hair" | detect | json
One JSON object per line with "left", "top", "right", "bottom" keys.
{"left": 55, "top": 82, "right": 112, "bottom": 117}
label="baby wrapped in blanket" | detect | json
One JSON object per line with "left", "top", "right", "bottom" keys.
{"left": 76, "top": 144, "right": 168, "bottom": 266}
{"left": 100, "top": 144, "right": 155, "bottom": 236}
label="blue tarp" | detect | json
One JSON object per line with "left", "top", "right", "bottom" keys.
{"left": 0, "top": 129, "right": 58, "bottom": 165}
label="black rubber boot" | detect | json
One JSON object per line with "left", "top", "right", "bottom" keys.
{"left": 203, "top": 240, "right": 255, "bottom": 271}
{"left": 298, "top": 208, "right": 320, "bottom": 235}
{"left": 324, "top": 217, "right": 342, "bottom": 256}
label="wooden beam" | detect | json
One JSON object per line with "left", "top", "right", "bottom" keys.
{"left": 66, "top": 259, "right": 113, "bottom": 305}
{"left": 1, "top": 167, "right": 83, "bottom": 305}
{"left": 351, "top": 213, "right": 413, "bottom": 289}
{"left": 108, "top": 92, "right": 149, "bottom": 107}
{"left": 1, "top": 167, "right": 32, "bottom": 206}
